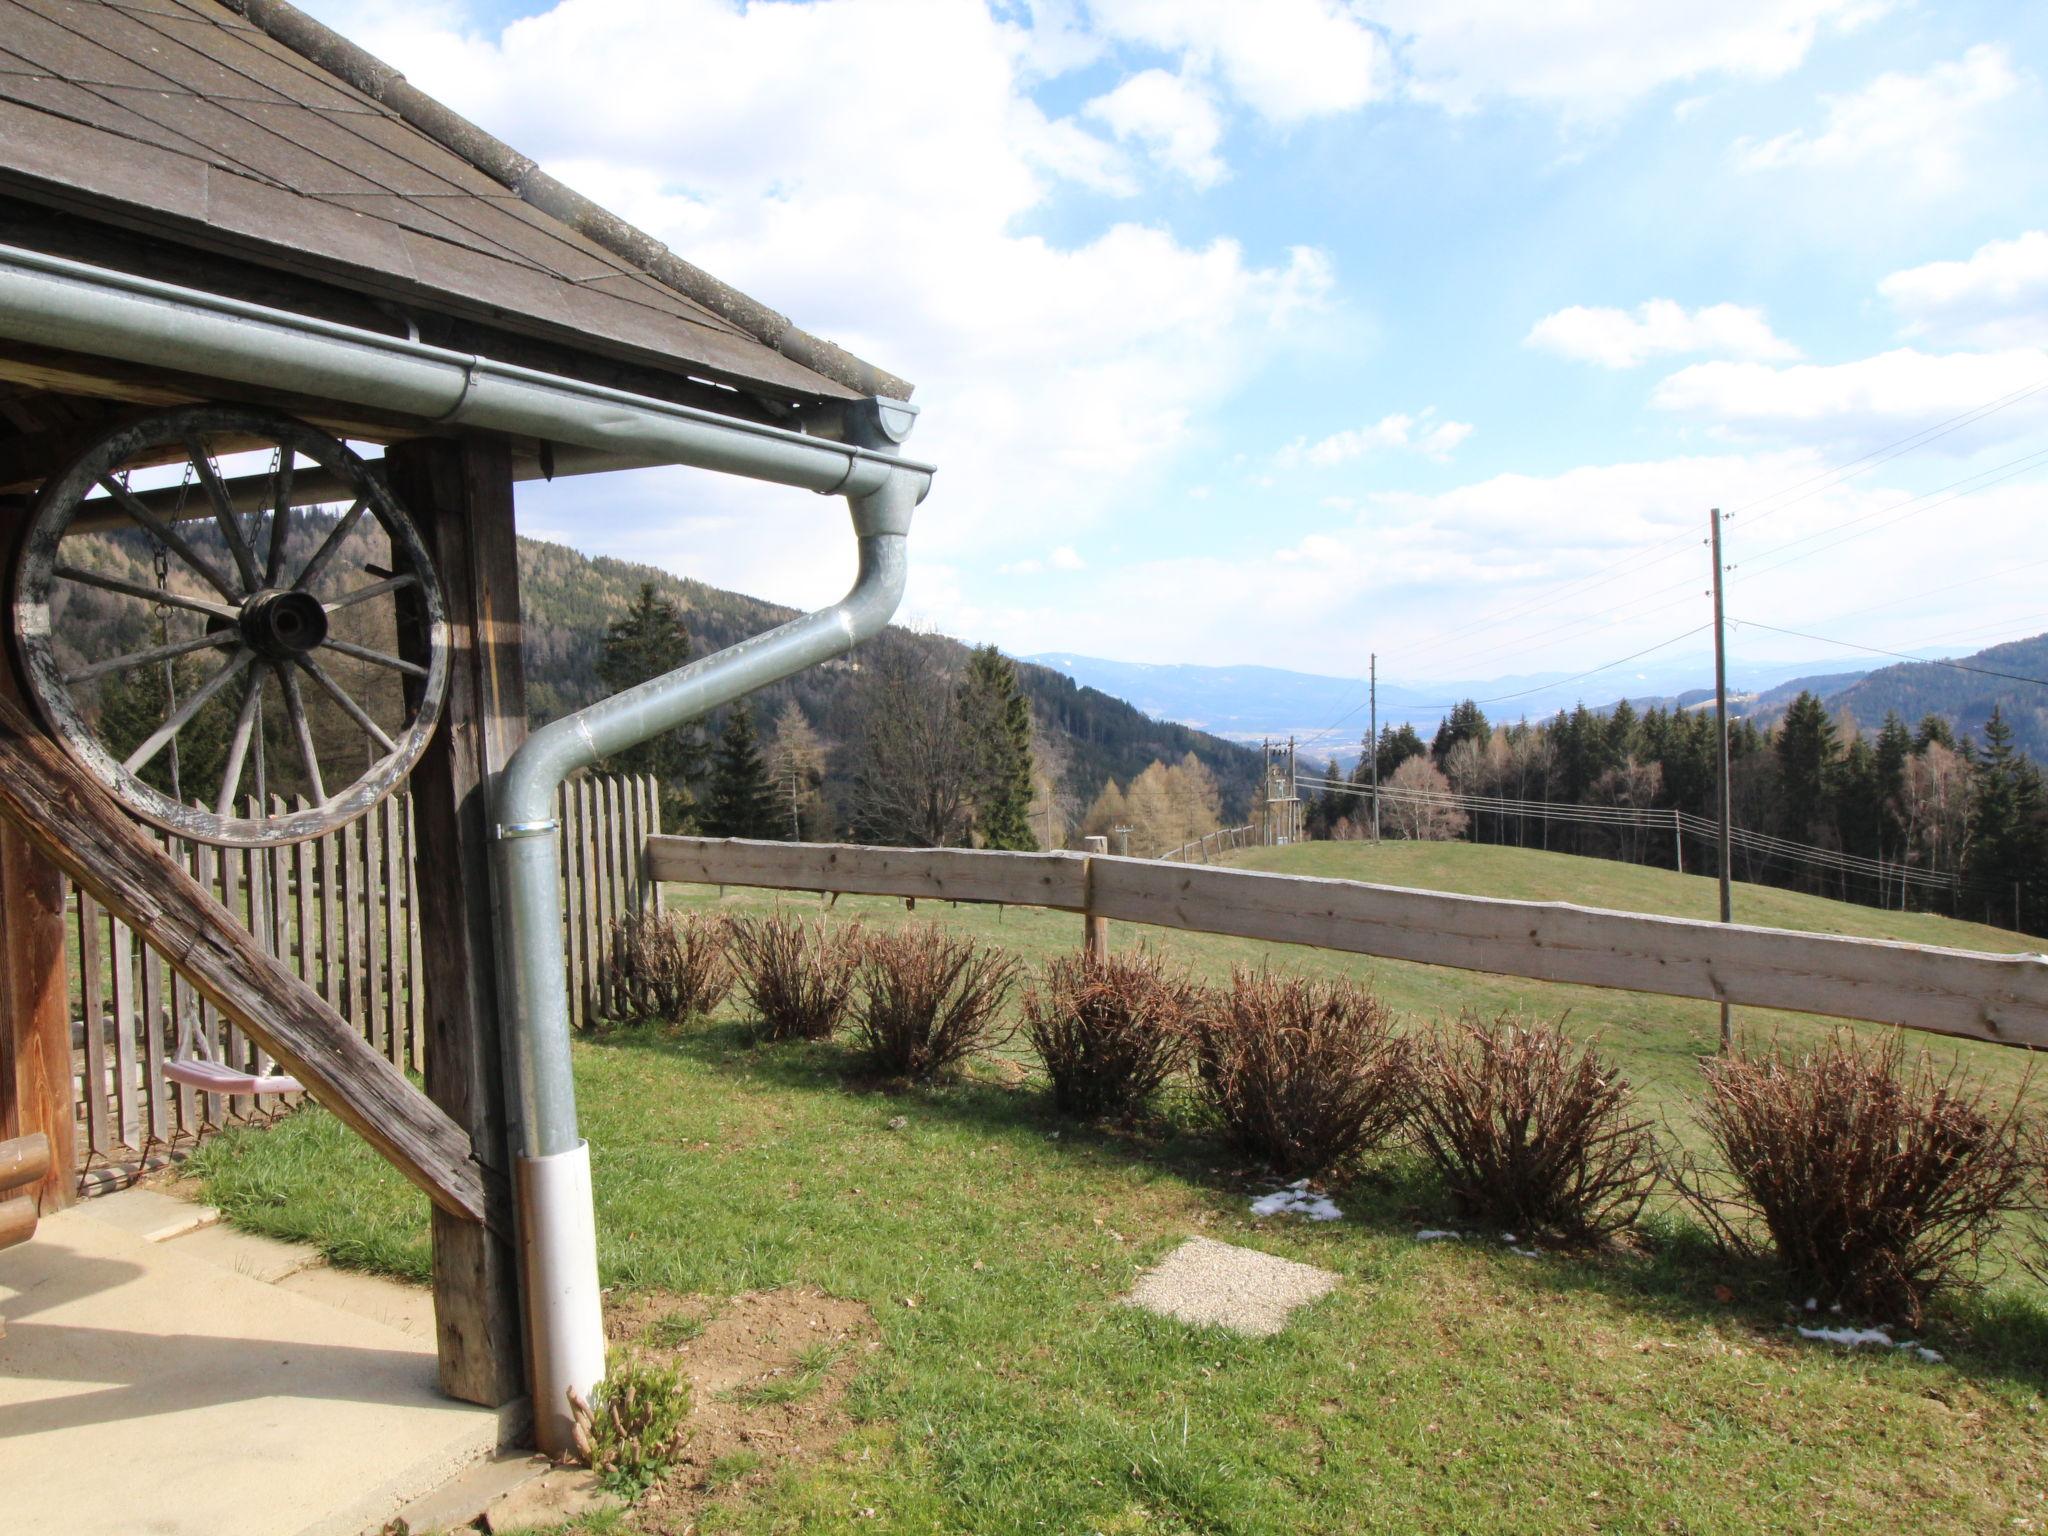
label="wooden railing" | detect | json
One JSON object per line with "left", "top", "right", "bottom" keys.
{"left": 1161, "top": 824, "right": 1254, "bottom": 863}
{"left": 67, "top": 771, "right": 657, "bottom": 1191}
{"left": 643, "top": 836, "right": 2048, "bottom": 1052}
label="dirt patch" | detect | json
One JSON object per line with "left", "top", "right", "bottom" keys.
{"left": 608, "top": 1285, "right": 880, "bottom": 1533}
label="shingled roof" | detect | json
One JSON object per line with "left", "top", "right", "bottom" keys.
{"left": 0, "top": 0, "right": 910, "bottom": 406}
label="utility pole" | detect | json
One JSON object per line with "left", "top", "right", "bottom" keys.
{"left": 1369, "top": 653, "right": 1380, "bottom": 843}
{"left": 1711, "top": 507, "right": 1733, "bottom": 1053}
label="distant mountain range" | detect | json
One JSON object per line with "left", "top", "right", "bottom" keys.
{"left": 1028, "top": 635, "right": 2048, "bottom": 766}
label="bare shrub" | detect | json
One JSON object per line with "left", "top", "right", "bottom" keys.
{"left": 606, "top": 909, "right": 733, "bottom": 1025}
{"left": 1409, "top": 1013, "right": 1658, "bottom": 1244}
{"left": 727, "top": 913, "right": 865, "bottom": 1042}
{"left": 1023, "top": 950, "right": 1197, "bottom": 1117}
{"left": 1194, "top": 969, "right": 1411, "bottom": 1179}
{"left": 852, "top": 925, "right": 1021, "bottom": 1081}
{"left": 1670, "top": 1032, "right": 2029, "bottom": 1324}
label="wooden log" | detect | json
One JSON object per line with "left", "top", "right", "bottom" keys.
{"left": 0, "top": 686, "right": 491, "bottom": 1223}
{"left": 386, "top": 435, "right": 527, "bottom": 1408}
{"left": 0, "top": 1131, "right": 51, "bottom": 1191}
{"left": 1082, "top": 836, "right": 1109, "bottom": 962}
{"left": 0, "top": 1193, "right": 36, "bottom": 1250}
{"left": 0, "top": 592, "right": 76, "bottom": 1211}
{"left": 644, "top": 836, "right": 1091, "bottom": 912}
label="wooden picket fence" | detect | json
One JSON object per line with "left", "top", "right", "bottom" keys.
{"left": 68, "top": 770, "right": 659, "bottom": 1192}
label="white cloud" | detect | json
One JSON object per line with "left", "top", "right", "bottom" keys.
{"left": 1650, "top": 345, "right": 2048, "bottom": 446}
{"left": 306, "top": 0, "right": 1331, "bottom": 610}
{"left": 1362, "top": 0, "right": 1876, "bottom": 118}
{"left": 1050, "top": 544, "right": 1088, "bottom": 570}
{"left": 1084, "top": 69, "right": 1226, "bottom": 187}
{"left": 1086, "top": 0, "right": 1389, "bottom": 124}
{"left": 1737, "top": 44, "right": 2019, "bottom": 184}
{"left": 1881, "top": 230, "right": 2048, "bottom": 348}
{"left": 1527, "top": 300, "right": 1801, "bottom": 368}
{"left": 1282, "top": 409, "right": 1475, "bottom": 467}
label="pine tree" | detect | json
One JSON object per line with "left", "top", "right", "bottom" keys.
{"left": 1774, "top": 691, "right": 1839, "bottom": 845}
{"left": 596, "top": 583, "right": 707, "bottom": 829}
{"left": 1431, "top": 700, "right": 1490, "bottom": 766}
{"left": 702, "top": 705, "right": 779, "bottom": 840}
{"left": 1963, "top": 707, "right": 2046, "bottom": 931}
{"left": 956, "top": 644, "right": 1038, "bottom": 850}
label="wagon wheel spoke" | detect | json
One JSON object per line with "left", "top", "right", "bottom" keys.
{"left": 297, "top": 653, "right": 399, "bottom": 756}
{"left": 215, "top": 666, "right": 266, "bottom": 817}
{"left": 53, "top": 563, "right": 241, "bottom": 620}
{"left": 185, "top": 435, "right": 261, "bottom": 595}
{"left": 293, "top": 498, "right": 368, "bottom": 594}
{"left": 263, "top": 452, "right": 296, "bottom": 587}
{"left": 121, "top": 647, "right": 254, "bottom": 775}
{"left": 64, "top": 630, "right": 235, "bottom": 686}
{"left": 95, "top": 475, "right": 240, "bottom": 601}
{"left": 275, "top": 661, "right": 327, "bottom": 806}
{"left": 320, "top": 636, "right": 429, "bottom": 679}
{"left": 323, "top": 573, "right": 418, "bottom": 613}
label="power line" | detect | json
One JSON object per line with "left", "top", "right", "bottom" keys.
{"left": 1727, "top": 616, "right": 2048, "bottom": 689}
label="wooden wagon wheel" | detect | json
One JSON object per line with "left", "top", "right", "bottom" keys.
{"left": 10, "top": 406, "right": 449, "bottom": 846}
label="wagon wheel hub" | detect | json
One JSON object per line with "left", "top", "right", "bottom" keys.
{"left": 239, "top": 588, "right": 330, "bottom": 660}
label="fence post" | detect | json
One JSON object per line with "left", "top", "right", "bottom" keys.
{"left": 1082, "top": 835, "right": 1110, "bottom": 962}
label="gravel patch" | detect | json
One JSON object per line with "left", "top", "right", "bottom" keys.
{"left": 1120, "top": 1235, "right": 1339, "bottom": 1337}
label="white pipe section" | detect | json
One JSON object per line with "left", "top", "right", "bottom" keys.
{"left": 515, "top": 1140, "right": 606, "bottom": 1453}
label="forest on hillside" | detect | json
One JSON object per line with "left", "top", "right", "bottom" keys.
{"left": 1304, "top": 691, "right": 2048, "bottom": 935}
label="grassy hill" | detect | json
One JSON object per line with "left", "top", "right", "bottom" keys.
{"left": 185, "top": 839, "right": 2048, "bottom": 1534}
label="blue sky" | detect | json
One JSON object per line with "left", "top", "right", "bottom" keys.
{"left": 307, "top": 1, "right": 2048, "bottom": 704}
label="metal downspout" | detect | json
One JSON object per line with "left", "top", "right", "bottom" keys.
{"left": 492, "top": 464, "right": 917, "bottom": 1454}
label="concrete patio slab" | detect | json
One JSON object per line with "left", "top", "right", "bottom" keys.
{"left": 0, "top": 1192, "right": 504, "bottom": 1536}
{"left": 1121, "top": 1235, "right": 1339, "bottom": 1337}
{"left": 72, "top": 1183, "right": 218, "bottom": 1243}
{"left": 172, "top": 1221, "right": 324, "bottom": 1284}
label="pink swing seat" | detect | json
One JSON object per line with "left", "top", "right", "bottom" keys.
{"left": 164, "top": 1057, "right": 303, "bottom": 1096}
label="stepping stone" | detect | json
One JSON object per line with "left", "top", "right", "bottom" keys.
{"left": 1120, "top": 1235, "right": 1338, "bottom": 1337}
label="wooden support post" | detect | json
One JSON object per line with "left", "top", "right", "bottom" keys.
{"left": 387, "top": 435, "right": 528, "bottom": 1411}
{"left": 0, "top": 638, "right": 73, "bottom": 1213}
{"left": 1082, "top": 835, "right": 1109, "bottom": 963}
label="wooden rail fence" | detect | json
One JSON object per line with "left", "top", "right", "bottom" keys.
{"left": 644, "top": 836, "right": 2048, "bottom": 1052}
{"left": 1161, "top": 824, "right": 1254, "bottom": 863}
{"left": 68, "top": 771, "right": 658, "bottom": 1190}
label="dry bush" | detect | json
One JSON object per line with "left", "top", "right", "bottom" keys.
{"left": 1023, "top": 950, "right": 1197, "bottom": 1117}
{"left": 1409, "top": 1012, "right": 1658, "bottom": 1244}
{"left": 606, "top": 909, "right": 733, "bottom": 1026}
{"left": 1670, "top": 1032, "right": 2029, "bottom": 1324}
{"left": 1194, "top": 969, "right": 1411, "bottom": 1179}
{"left": 852, "top": 925, "right": 1021, "bottom": 1081}
{"left": 727, "top": 913, "right": 865, "bottom": 1042}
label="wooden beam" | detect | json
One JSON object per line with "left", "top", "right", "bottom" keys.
{"left": 0, "top": 607, "right": 74, "bottom": 1213}
{"left": 0, "top": 687, "right": 492, "bottom": 1223}
{"left": 645, "top": 837, "right": 2048, "bottom": 1050}
{"left": 386, "top": 434, "right": 527, "bottom": 1409}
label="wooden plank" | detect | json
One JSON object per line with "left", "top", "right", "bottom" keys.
{"left": 0, "top": 693, "right": 74, "bottom": 1210}
{"left": 382, "top": 796, "right": 405, "bottom": 1069}
{"left": 138, "top": 925, "right": 169, "bottom": 1143}
{"left": 318, "top": 806, "right": 342, "bottom": 1017}
{"left": 338, "top": 815, "right": 365, "bottom": 1046}
{"left": 294, "top": 799, "right": 316, "bottom": 989}
{"left": 77, "top": 892, "right": 106, "bottom": 1157}
{"left": 557, "top": 783, "right": 581, "bottom": 1030}
{"left": 222, "top": 838, "right": 250, "bottom": 1120}
{"left": 109, "top": 915, "right": 139, "bottom": 1148}
{"left": 404, "top": 795, "right": 425, "bottom": 1071}
{"left": 580, "top": 777, "right": 604, "bottom": 1022}
{"left": 363, "top": 798, "right": 391, "bottom": 1066}
{"left": 643, "top": 836, "right": 1092, "bottom": 911}
{"left": 1082, "top": 836, "right": 1109, "bottom": 962}
{"left": 385, "top": 435, "right": 527, "bottom": 1408}
{"left": 0, "top": 687, "right": 491, "bottom": 1223}
{"left": 1086, "top": 858, "right": 2048, "bottom": 1049}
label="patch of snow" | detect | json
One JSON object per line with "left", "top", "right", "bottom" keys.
{"left": 1250, "top": 1180, "right": 1343, "bottom": 1221}
{"left": 1507, "top": 1246, "right": 1541, "bottom": 1258}
{"left": 1415, "top": 1229, "right": 1462, "bottom": 1242}
{"left": 1798, "top": 1325, "right": 1894, "bottom": 1349}
{"left": 1803, "top": 1297, "right": 1819, "bottom": 1312}
{"left": 1912, "top": 1347, "right": 1945, "bottom": 1364}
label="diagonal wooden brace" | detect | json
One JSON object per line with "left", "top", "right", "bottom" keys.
{"left": 0, "top": 688, "right": 493, "bottom": 1226}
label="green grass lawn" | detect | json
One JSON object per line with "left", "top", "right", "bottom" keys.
{"left": 184, "top": 840, "right": 2048, "bottom": 1534}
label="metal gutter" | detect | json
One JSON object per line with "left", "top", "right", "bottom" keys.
{"left": 0, "top": 240, "right": 929, "bottom": 1456}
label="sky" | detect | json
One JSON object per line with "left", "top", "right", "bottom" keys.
{"left": 301, "top": 0, "right": 2048, "bottom": 707}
